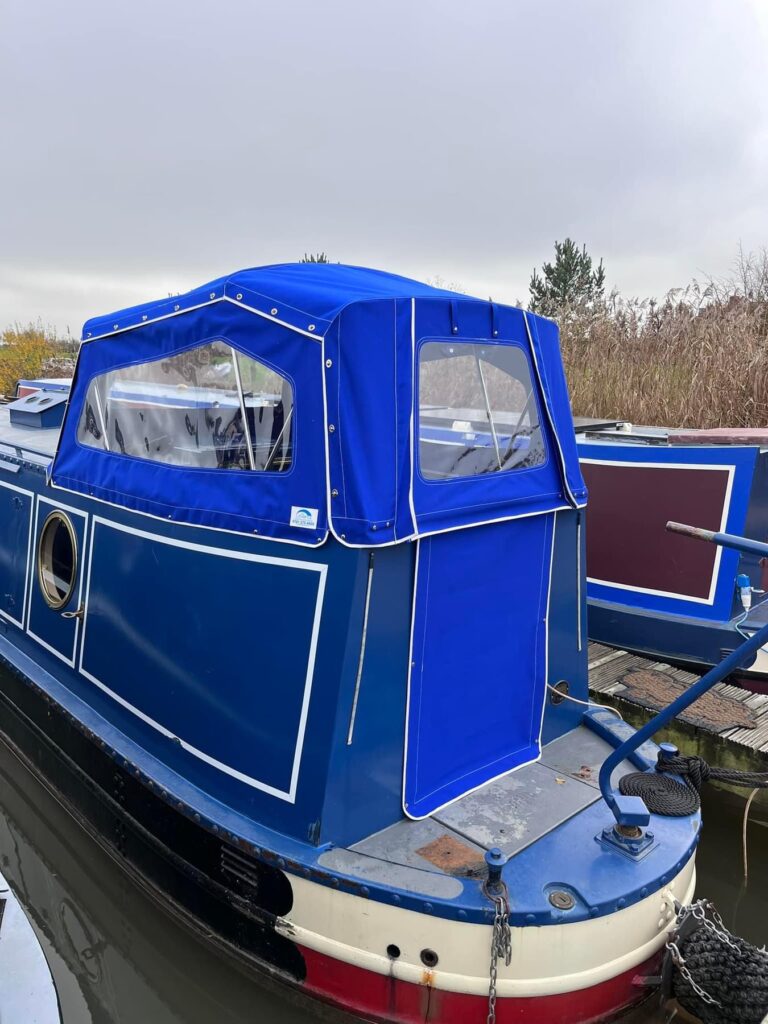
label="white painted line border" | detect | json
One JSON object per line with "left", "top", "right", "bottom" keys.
{"left": 26, "top": 495, "right": 89, "bottom": 667}
{"left": 581, "top": 458, "right": 736, "bottom": 606}
{"left": 78, "top": 516, "right": 328, "bottom": 802}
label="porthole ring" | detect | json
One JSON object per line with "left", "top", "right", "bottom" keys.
{"left": 37, "top": 510, "right": 78, "bottom": 610}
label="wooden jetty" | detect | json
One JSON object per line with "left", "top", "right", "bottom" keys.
{"left": 588, "top": 642, "right": 768, "bottom": 803}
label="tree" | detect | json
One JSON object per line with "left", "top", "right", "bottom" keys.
{"left": 300, "top": 252, "right": 330, "bottom": 264}
{"left": 529, "top": 239, "right": 605, "bottom": 316}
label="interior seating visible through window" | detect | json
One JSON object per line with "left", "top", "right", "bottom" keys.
{"left": 78, "top": 340, "right": 293, "bottom": 472}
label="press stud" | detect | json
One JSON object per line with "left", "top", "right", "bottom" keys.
{"left": 236, "top": 293, "right": 243, "bottom": 300}
{"left": 113, "top": 324, "right": 119, "bottom": 330}
{"left": 271, "top": 308, "right": 278, "bottom": 315}
{"left": 210, "top": 292, "right": 216, "bottom": 299}
{"left": 174, "top": 304, "right": 180, "bottom": 311}
{"left": 308, "top": 324, "right": 316, "bottom": 331}
{"left": 325, "top": 359, "right": 333, "bottom": 368}
{"left": 331, "top": 489, "right": 339, "bottom": 498}
{"left": 142, "top": 314, "right": 148, "bottom": 321}
{"left": 328, "top": 424, "right": 335, "bottom": 433}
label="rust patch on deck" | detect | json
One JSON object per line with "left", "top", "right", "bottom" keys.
{"left": 415, "top": 834, "right": 485, "bottom": 876}
{"left": 619, "top": 669, "right": 756, "bottom": 732}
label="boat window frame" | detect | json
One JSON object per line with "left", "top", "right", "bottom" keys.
{"left": 75, "top": 338, "right": 296, "bottom": 477}
{"left": 37, "top": 509, "right": 78, "bottom": 610}
{"left": 415, "top": 337, "right": 549, "bottom": 485}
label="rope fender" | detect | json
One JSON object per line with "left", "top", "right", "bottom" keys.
{"left": 664, "top": 899, "right": 768, "bottom": 1024}
{"left": 618, "top": 754, "right": 768, "bottom": 816}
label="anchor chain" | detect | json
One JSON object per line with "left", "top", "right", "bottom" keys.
{"left": 484, "top": 881, "right": 512, "bottom": 1024}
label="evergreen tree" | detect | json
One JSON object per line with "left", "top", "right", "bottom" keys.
{"left": 300, "top": 252, "right": 330, "bottom": 264}
{"left": 529, "top": 239, "right": 605, "bottom": 316}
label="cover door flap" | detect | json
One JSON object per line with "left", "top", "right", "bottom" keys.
{"left": 404, "top": 514, "right": 554, "bottom": 819}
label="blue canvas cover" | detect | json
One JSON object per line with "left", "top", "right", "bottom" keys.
{"left": 404, "top": 514, "right": 555, "bottom": 818}
{"left": 54, "top": 300, "right": 329, "bottom": 545}
{"left": 53, "top": 264, "right": 584, "bottom": 545}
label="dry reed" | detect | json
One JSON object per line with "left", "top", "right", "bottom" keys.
{"left": 559, "top": 251, "right": 768, "bottom": 429}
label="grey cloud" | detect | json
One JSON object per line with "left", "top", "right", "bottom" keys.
{"left": 1, "top": 0, "right": 767, "bottom": 331}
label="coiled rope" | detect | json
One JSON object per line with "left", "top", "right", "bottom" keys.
{"left": 618, "top": 754, "right": 768, "bottom": 816}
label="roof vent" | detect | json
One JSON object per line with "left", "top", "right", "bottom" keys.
{"left": 8, "top": 390, "right": 68, "bottom": 430}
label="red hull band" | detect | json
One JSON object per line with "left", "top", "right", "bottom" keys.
{"left": 300, "top": 945, "right": 661, "bottom": 1024}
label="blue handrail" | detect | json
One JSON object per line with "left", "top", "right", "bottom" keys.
{"left": 666, "top": 520, "right": 768, "bottom": 559}
{"left": 599, "top": 521, "right": 768, "bottom": 827}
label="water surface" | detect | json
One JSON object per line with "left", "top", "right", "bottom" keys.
{"left": 0, "top": 733, "right": 763, "bottom": 1024}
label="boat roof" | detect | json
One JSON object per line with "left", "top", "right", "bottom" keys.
{"left": 0, "top": 404, "right": 59, "bottom": 462}
{"left": 83, "top": 263, "right": 466, "bottom": 340}
{"left": 575, "top": 418, "right": 768, "bottom": 451}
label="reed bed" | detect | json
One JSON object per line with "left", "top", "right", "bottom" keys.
{"left": 560, "top": 274, "right": 768, "bottom": 429}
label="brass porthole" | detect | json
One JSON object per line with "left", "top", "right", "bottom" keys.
{"left": 37, "top": 510, "right": 78, "bottom": 610}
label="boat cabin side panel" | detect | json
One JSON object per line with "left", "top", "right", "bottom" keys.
{"left": 0, "top": 460, "right": 376, "bottom": 842}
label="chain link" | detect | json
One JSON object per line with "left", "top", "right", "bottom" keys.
{"left": 666, "top": 939, "right": 721, "bottom": 1007}
{"left": 484, "top": 883, "right": 512, "bottom": 1024}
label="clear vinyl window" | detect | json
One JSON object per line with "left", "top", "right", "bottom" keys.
{"left": 418, "top": 341, "right": 546, "bottom": 480}
{"left": 78, "top": 340, "right": 293, "bottom": 472}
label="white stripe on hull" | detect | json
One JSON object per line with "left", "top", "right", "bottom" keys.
{"left": 277, "top": 856, "right": 695, "bottom": 998}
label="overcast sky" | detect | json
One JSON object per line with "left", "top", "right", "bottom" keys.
{"left": 1, "top": 0, "right": 767, "bottom": 336}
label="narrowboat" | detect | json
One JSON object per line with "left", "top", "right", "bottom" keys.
{"left": 0, "top": 264, "right": 700, "bottom": 1023}
{"left": 577, "top": 421, "right": 768, "bottom": 688}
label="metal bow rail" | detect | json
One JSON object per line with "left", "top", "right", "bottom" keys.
{"left": 598, "top": 520, "right": 768, "bottom": 828}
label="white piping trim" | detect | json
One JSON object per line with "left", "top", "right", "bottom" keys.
{"left": 76, "top": 516, "right": 328, "bottom": 801}
{"left": 580, "top": 457, "right": 735, "bottom": 605}
{"left": 83, "top": 299, "right": 220, "bottom": 341}
{"left": 330, "top": 501, "right": 583, "bottom": 550}
{"left": 82, "top": 295, "right": 325, "bottom": 344}
{"left": 223, "top": 296, "right": 324, "bottom": 341}
{"left": 401, "top": 537, "right": 421, "bottom": 818}
{"left": 320, "top": 332, "right": 340, "bottom": 545}
{"left": 0, "top": 480, "right": 35, "bottom": 629}
{"left": 48, "top": 480, "right": 329, "bottom": 550}
{"left": 25, "top": 495, "right": 88, "bottom": 668}
{"left": 407, "top": 299, "right": 418, "bottom": 534}
{"left": 522, "top": 310, "right": 579, "bottom": 508}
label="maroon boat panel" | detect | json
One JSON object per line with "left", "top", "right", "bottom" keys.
{"left": 582, "top": 461, "right": 730, "bottom": 599}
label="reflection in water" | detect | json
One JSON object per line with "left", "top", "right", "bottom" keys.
{"left": 0, "top": 737, "right": 338, "bottom": 1024}
{"left": 0, "top": 732, "right": 765, "bottom": 1024}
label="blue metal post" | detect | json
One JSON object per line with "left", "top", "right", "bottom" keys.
{"left": 599, "top": 618, "right": 768, "bottom": 827}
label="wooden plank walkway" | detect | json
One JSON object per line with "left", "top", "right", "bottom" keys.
{"left": 588, "top": 642, "right": 768, "bottom": 765}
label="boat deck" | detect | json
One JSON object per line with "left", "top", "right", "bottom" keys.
{"left": 0, "top": 405, "right": 59, "bottom": 463}
{"left": 315, "top": 724, "right": 641, "bottom": 896}
{"left": 588, "top": 641, "right": 768, "bottom": 771}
